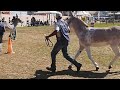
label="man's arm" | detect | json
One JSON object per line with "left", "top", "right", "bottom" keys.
{"left": 45, "top": 30, "right": 57, "bottom": 40}
{"left": 46, "top": 23, "right": 60, "bottom": 40}
{"left": 18, "top": 18, "right": 22, "bottom": 23}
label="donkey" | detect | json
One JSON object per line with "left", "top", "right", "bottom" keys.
{"left": 3, "top": 22, "right": 15, "bottom": 38}
{"left": 66, "top": 12, "right": 120, "bottom": 71}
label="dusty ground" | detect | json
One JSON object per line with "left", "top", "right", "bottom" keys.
{"left": 1, "top": 26, "right": 120, "bottom": 79}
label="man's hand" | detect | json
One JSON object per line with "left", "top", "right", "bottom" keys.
{"left": 45, "top": 36, "right": 49, "bottom": 40}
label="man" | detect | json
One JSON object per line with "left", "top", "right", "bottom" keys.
{"left": 45, "top": 13, "right": 82, "bottom": 72}
{"left": 11, "top": 15, "right": 21, "bottom": 40}
{"left": 0, "top": 23, "right": 5, "bottom": 54}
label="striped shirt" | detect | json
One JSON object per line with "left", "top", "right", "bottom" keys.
{"left": 55, "top": 19, "right": 70, "bottom": 41}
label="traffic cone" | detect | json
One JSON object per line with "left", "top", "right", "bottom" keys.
{"left": 6, "top": 36, "right": 15, "bottom": 54}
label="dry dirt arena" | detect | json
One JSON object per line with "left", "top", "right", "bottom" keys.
{"left": 1, "top": 26, "right": 120, "bottom": 79}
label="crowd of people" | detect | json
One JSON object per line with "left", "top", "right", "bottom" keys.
{"left": 27, "top": 17, "right": 50, "bottom": 27}
{"left": 0, "top": 16, "right": 51, "bottom": 27}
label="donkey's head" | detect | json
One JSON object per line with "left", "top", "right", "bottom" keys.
{"left": 65, "top": 11, "right": 88, "bottom": 29}
{"left": 65, "top": 11, "right": 75, "bottom": 25}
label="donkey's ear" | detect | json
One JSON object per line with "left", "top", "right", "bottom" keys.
{"left": 69, "top": 11, "right": 74, "bottom": 17}
{"left": 73, "top": 11, "right": 77, "bottom": 17}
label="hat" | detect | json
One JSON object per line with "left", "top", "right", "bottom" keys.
{"left": 56, "top": 13, "right": 62, "bottom": 18}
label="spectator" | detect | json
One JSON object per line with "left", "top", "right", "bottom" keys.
{"left": 2, "top": 17, "right": 5, "bottom": 22}
{"left": 31, "top": 17, "right": 36, "bottom": 26}
{"left": 9, "top": 17, "right": 11, "bottom": 23}
{"left": 11, "top": 16, "right": 21, "bottom": 40}
{"left": 27, "top": 20, "right": 29, "bottom": 27}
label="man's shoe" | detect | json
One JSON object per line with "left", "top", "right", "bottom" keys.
{"left": 77, "top": 64, "right": 82, "bottom": 72}
{"left": 46, "top": 67, "right": 56, "bottom": 72}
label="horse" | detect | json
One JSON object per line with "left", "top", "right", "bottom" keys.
{"left": 66, "top": 12, "right": 120, "bottom": 71}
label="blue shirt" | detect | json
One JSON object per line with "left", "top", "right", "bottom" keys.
{"left": 0, "top": 23, "right": 5, "bottom": 28}
{"left": 55, "top": 19, "right": 70, "bottom": 41}
{"left": 0, "top": 23, "right": 5, "bottom": 34}
{"left": 0, "top": 23, "right": 5, "bottom": 30}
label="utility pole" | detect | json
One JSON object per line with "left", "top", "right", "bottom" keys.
{"left": 98, "top": 11, "right": 100, "bottom": 21}
{"left": 0, "top": 11, "right": 2, "bottom": 20}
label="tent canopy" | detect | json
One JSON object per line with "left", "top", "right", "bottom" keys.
{"left": 108, "top": 12, "right": 120, "bottom": 15}
{"left": 76, "top": 11, "right": 91, "bottom": 17}
{"left": 33, "top": 11, "right": 62, "bottom": 15}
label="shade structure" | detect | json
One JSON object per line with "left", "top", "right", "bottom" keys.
{"left": 76, "top": 11, "right": 91, "bottom": 17}
{"left": 33, "top": 11, "right": 62, "bottom": 15}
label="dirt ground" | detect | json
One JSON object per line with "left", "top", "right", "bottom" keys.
{"left": 0, "top": 26, "right": 120, "bottom": 79}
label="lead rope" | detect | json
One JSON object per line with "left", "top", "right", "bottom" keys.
{"left": 45, "top": 37, "right": 53, "bottom": 47}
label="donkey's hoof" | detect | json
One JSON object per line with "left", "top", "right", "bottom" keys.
{"left": 68, "top": 65, "right": 72, "bottom": 70}
{"left": 106, "top": 69, "right": 110, "bottom": 73}
{"left": 96, "top": 67, "right": 99, "bottom": 71}
{"left": 108, "top": 66, "right": 112, "bottom": 69}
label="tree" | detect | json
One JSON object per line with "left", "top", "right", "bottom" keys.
{"left": 110, "top": 11, "right": 118, "bottom": 24}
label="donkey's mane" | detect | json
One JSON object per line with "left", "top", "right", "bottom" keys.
{"left": 74, "top": 17, "right": 88, "bottom": 27}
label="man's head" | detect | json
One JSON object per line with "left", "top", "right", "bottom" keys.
{"left": 56, "top": 13, "right": 62, "bottom": 20}
{"left": 13, "top": 16, "right": 15, "bottom": 19}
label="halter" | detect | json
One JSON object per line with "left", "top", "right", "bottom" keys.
{"left": 67, "top": 17, "right": 74, "bottom": 25}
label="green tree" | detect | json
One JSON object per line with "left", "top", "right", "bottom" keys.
{"left": 110, "top": 11, "right": 118, "bottom": 24}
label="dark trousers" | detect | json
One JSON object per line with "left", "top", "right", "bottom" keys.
{"left": 51, "top": 38, "right": 80, "bottom": 70}
{"left": 0, "top": 32, "right": 4, "bottom": 43}
{"left": 13, "top": 24, "right": 17, "bottom": 39}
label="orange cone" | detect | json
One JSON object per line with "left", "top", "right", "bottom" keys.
{"left": 6, "top": 37, "right": 15, "bottom": 54}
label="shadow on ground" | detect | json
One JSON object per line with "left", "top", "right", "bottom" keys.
{"left": 30, "top": 69, "right": 120, "bottom": 79}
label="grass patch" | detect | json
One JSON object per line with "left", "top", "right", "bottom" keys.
{"left": 93, "top": 23, "right": 120, "bottom": 28}
{"left": 0, "top": 25, "right": 120, "bottom": 79}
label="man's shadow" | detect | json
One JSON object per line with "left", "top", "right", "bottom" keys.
{"left": 30, "top": 69, "right": 120, "bottom": 79}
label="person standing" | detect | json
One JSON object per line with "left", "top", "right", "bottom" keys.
{"left": 11, "top": 15, "right": 21, "bottom": 40}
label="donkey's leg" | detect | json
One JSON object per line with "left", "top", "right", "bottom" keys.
{"left": 85, "top": 46, "right": 99, "bottom": 71}
{"left": 108, "top": 45, "right": 120, "bottom": 70}
{"left": 68, "top": 46, "right": 84, "bottom": 70}
{"left": 74, "top": 46, "right": 85, "bottom": 59}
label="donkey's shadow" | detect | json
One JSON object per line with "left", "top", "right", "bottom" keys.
{"left": 30, "top": 69, "right": 119, "bottom": 79}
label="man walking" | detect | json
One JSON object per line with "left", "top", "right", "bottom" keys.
{"left": 45, "top": 13, "right": 82, "bottom": 72}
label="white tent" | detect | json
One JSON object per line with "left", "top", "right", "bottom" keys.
{"left": 75, "top": 11, "right": 93, "bottom": 24}
{"left": 76, "top": 11, "right": 91, "bottom": 17}
{"left": 33, "top": 11, "right": 62, "bottom": 25}
{"left": 108, "top": 12, "right": 120, "bottom": 15}
{"left": 33, "top": 11, "right": 62, "bottom": 15}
